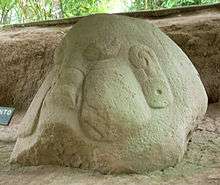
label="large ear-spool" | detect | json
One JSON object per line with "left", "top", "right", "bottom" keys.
{"left": 129, "top": 45, "right": 173, "bottom": 109}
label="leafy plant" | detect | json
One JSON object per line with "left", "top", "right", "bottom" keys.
{"left": 61, "top": 0, "right": 108, "bottom": 17}
{"left": 162, "top": 0, "right": 220, "bottom": 8}
{"left": 0, "top": 0, "right": 16, "bottom": 24}
{"left": 129, "top": 0, "right": 219, "bottom": 10}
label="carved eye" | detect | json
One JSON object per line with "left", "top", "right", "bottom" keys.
{"left": 83, "top": 38, "right": 121, "bottom": 62}
{"left": 83, "top": 43, "right": 101, "bottom": 61}
{"left": 101, "top": 37, "right": 121, "bottom": 59}
{"left": 129, "top": 45, "right": 173, "bottom": 109}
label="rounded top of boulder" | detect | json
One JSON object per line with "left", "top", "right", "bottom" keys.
{"left": 55, "top": 14, "right": 159, "bottom": 65}
{"left": 11, "top": 14, "right": 208, "bottom": 174}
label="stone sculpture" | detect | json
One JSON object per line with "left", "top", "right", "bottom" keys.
{"left": 10, "top": 14, "right": 208, "bottom": 174}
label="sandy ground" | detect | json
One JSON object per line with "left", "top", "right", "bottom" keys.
{"left": 0, "top": 103, "right": 219, "bottom": 185}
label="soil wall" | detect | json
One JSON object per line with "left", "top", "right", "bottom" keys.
{"left": 0, "top": 4, "right": 219, "bottom": 110}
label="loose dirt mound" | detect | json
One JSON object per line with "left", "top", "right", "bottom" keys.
{"left": 0, "top": 28, "right": 66, "bottom": 110}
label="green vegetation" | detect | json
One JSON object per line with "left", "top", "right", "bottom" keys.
{"left": 60, "top": 0, "right": 108, "bottom": 17}
{"left": 128, "top": 0, "right": 219, "bottom": 10}
{"left": 162, "top": 0, "right": 220, "bottom": 8}
{"left": 0, "top": 0, "right": 219, "bottom": 25}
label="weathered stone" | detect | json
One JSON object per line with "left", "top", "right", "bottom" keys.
{"left": 10, "top": 14, "right": 208, "bottom": 174}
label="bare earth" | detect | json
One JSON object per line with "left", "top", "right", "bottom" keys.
{"left": 0, "top": 103, "right": 219, "bottom": 185}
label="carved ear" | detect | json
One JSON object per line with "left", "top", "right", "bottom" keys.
{"left": 129, "top": 45, "right": 173, "bottom": 109}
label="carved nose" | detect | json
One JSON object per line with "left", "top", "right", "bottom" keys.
{"left": 80, "top": 58, "right": 152, "bottom": 142}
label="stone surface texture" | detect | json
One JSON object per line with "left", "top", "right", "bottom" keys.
{"left": 10, "top": 15, "right": 207, "bottom": 174}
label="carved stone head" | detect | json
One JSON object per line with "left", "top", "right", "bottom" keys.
{"left": 11, "top": 14, "right": 208, "bottom": 174}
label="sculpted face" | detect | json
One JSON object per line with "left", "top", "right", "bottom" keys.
{"left": 11, "top": 15, "right": 207, "bottom": 174}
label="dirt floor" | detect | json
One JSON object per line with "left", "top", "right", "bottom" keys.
{"left": 0, "top": 5, "right": 219, "bottom": 185}
{"left": 0, "top": 103, "right": 219, "bottom": 185}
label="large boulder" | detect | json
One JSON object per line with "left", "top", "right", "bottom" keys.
{"left": 10, "top": 14, "right": 208, "bottom": 174}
